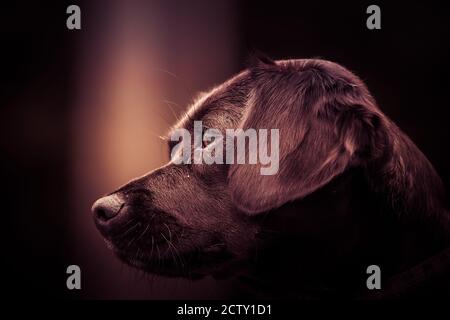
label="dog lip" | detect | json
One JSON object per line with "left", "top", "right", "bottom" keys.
{"left": 203, "top": 243, "right": 226, "bottom": 254}
{"left": 103, "top": 238, "right": 114, "bottom": 250}
{"left": 110, "top": 240, "right": 231, "bottom": 278}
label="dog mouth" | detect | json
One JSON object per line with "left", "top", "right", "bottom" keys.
{"left": 110, "top": 239, "right": 232, "bottom": 279}
{"left": 95, "top": 204, "right": 236, "bottom": 278}
{"left": 100, "top": 216, "right": 234, "bottom": 278}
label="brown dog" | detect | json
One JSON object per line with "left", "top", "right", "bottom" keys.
{"left": 92, "top": 57, "right": 450, "bottom": 298}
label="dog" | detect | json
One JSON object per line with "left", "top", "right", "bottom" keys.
{"left": 92, "top": 56, "right": 450, "bottom": 298}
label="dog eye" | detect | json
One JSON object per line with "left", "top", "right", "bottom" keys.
{"left": 202, "top": 127, "right": 211, "bottom": 148}
{"left": 168, "top": 140, "right": 178, "bottom": 159}
{"left": 202, "top": 138, "right": 211, "bottom": 148}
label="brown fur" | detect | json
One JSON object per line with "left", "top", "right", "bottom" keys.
{"left": 92, "top": 57, "right": 450, "bottom": 298}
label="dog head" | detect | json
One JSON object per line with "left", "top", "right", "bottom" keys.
{"left": 92, "top": 57, "right": 391, "bottom": 280}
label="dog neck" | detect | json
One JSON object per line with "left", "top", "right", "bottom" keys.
{"left": 236, "top": 167, "right": 449, "bottom": 298}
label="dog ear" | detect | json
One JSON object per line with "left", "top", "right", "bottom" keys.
{"left": 228, "top": 61, "right": 388, "bottom": 215}
{"left": 246, "top": 50, "right": 276, "bottom": 69}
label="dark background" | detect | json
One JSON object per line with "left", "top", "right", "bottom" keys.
{"left": 1, "top": 1, "right": 449, "bottom": 299}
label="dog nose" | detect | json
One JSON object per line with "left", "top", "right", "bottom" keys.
{"left": 92, "top": 194, "right": 124, "bottom": 222}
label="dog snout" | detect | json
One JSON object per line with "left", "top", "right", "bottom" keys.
{"left": 92, "top": 194, "right": 125, "bottom": 224}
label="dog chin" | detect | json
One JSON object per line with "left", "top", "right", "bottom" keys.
{"left": 112, "top": 243, "right": 234, "bottom": 280}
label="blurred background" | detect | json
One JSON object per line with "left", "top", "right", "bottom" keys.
{"left": 1, "top": 0, "right": 449, "bottom": 299}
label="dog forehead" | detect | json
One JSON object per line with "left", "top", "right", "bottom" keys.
{"left": 170, "top": 71, "right": 250, "bottom": 134}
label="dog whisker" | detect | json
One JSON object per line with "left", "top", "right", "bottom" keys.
{"left": 136, "top": 223, "right": 150, "bottom": 242}
{"left": 150, "top": 235, "right": 155, "bottom": 260}
{"left": 163, "top": 99, "right": 182, "bottom": 122}
{"left": 164, "top": 223, "right": 173, "bottom": 242}
{"left": 121, "top": 222, "right": 140, "bottom": 241}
